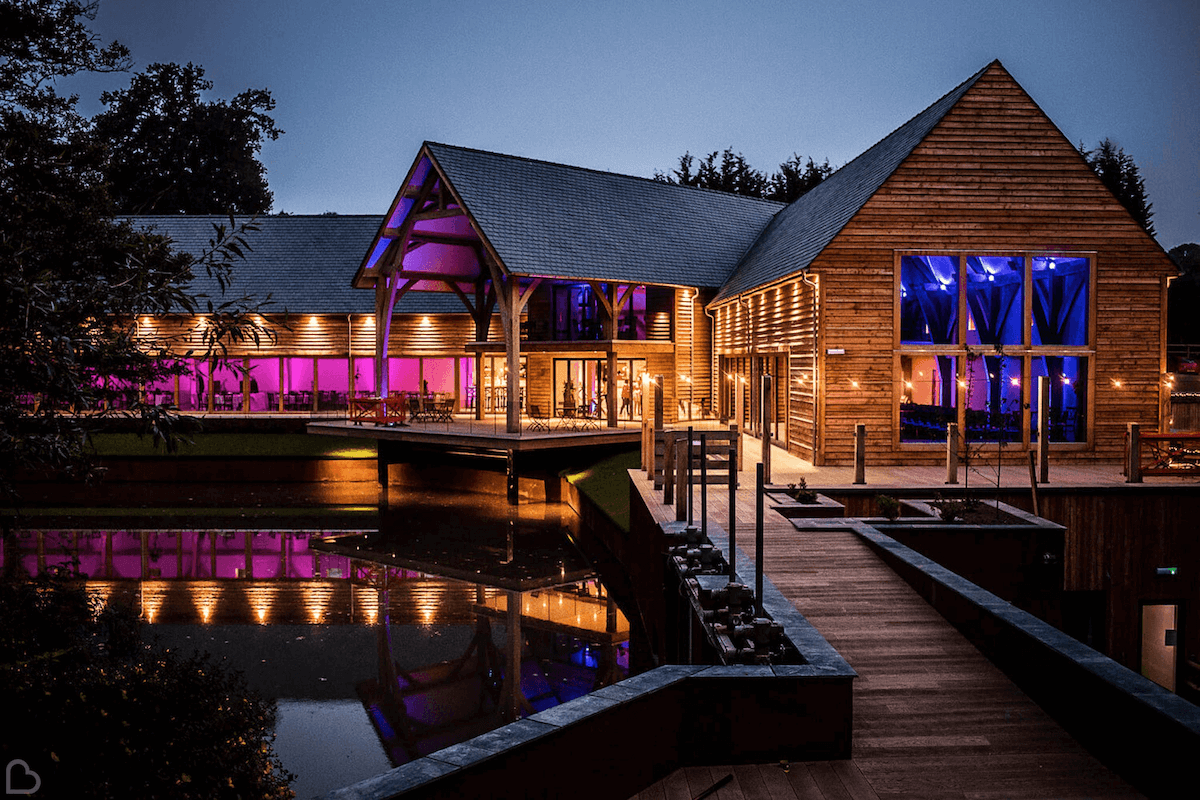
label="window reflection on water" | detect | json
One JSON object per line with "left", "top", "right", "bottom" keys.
{"left": 6, "top": 497, "right": 630, "bottom": 798}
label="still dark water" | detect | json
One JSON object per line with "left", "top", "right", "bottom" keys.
{"left": 8, "top": 487, "right": 630, "bottom": 799}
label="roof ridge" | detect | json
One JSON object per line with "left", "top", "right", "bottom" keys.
{"left": 424, "top": 141, "right": 787, "bottom": 208}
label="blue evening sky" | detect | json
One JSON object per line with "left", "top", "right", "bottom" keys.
{"left": 65, "top": 0, "right": 1199, "bottom": 249}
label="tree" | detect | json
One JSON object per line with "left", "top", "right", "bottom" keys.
{"left": 1082, "top": 138, "right": 1155, "bottom": 237}
{"left": 0, "top": 1, "right": 276, "bottom": 497}
{"left": 767, "top": 153, "right": 833, "bottom": 203}
{"left": 0, "top": 572, "right": 295, "bottom": 799}
{"left": 654, "top": 147, "right": 832, "bottom": 203}
{"left": 93, "top": 61, "right": 282, "bottom": 213}
{"left": 1169, "top": 243, "right": 1199, "bottom": 277}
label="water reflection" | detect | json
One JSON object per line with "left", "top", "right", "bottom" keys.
{"left": 4, "top": 501, "right": 631, "bottom": 796}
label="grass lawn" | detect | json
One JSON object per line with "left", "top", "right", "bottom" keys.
{"left": 90, "top": 433, "right": 377, "bottom": 459}
{"left": 563, "top": 449, "right": 639, "bottom": 533}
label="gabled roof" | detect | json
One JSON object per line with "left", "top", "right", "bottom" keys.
{"left": 132, "top": 215, "right": 467, "bottom": 314}
{"left": 397, "top": 143, "right": 785, "bottom": 288}
{"left": 712, "top": 61, "right": 994, "bottom": 305}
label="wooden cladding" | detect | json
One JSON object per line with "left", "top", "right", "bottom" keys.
{"left": 138, "top": 313, "right": 477, "bottom": 358}
{"left": 712, "top": 63, "right": 1173, "bottom": 465}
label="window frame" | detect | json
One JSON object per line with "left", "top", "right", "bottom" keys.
{"left": 893, "top": 251, "right": 1097, "bottom": 451}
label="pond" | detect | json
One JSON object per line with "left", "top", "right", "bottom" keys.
{"left": 3, "top": 488, "right": 631, "bottom": 798}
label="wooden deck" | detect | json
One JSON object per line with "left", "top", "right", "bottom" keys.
{"left": 629, "top": 446, "right": 1149, "bottom": 800}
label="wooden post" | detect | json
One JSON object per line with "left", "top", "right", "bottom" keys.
{"left": 945, "top": 422, "right": 959, "bottom": 484}
{"left": 755, "top": 463, "right": 765, "bottom": 616}
{"left": 728, "top": 443, "right": 737, "bottom": 583}
{"left": 1027, "top": 451, "right": 1040, "bottom": 517}
{"left": 506, "top": 449, "right": 518, "bottom": 505}
{"left": 761, "top": 374, "right": 772, "bottom": 485}
{"left": 1127, "top": 422, "right": 1142, "bottom": 483}
{"left": 700, "top": 434, "right": 708, "bottom": 542}
{"left": 733, "top": 422, "right": 742, "bottom": 470}
{"left": 654, "top": 375, "right": 664, "bottom": 431}
{"left": 675, "top": 438, "right": 687, "bottom": 522}
{"left": 663, "top": 431, "right": 675, "bottom": 505}
{"left": 606, "top": 350, "right": 618, "bottom": 428}
{"left": 1037, "top": 375, "right": 1051, "bottom": 483}
{"left": 244, "top": 531, "right": 253, "bottom": 579}
{"left": 686, "top": 426, "right": 694, "bottom": 526}
{"left": 854, "top": 423, "right": 867, "bottom": 485}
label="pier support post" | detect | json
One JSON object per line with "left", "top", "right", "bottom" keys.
{"left": 506, "top": 449, "right": 519, "bottom": 505}
{"left": 755, "top": 463, "right": 765, "bottom": 616}
{"left": 728, "top": 443, "right": 737, "bottom": 583}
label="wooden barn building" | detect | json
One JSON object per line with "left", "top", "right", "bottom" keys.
{"left": 139, "top": 60, "right": 1175, "bottom": 465}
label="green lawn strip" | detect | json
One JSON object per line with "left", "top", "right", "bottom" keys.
{"left": 563, "top": 449, "right": 639, "bottom": 534}
{"left": 90, "top": 433, "right": 377, "bottom": 459}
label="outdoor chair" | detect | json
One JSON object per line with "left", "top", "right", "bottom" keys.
{"left": 527, "top": 404, "right": 551, "bottom": 432}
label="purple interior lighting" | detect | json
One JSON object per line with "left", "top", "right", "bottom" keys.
{"left": 388, "top": 358, "right": 420, "bottom": 394}
{"left": 1032, "top": 256, "right": 1089, "bottom": 346}
{"left": 353, "top": 358, "right": 376, "bottom": 395}
{"left": 965, "top": 256, "right": 1024, "bottom": 346}
{"left": 900, "top": 255, "right": 959, "bottom": 344}
{"left": 1031, "top": 356, "right": 1087, "bottom": 442}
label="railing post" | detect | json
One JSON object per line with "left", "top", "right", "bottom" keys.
{"left": 1037, "top": 375, "right": 1050, "bottom": 483}
{"left": 728, "top": 443, "right": 737, "bottom": 583}
{"left": 755, "top": 462, "right": 765, "bottom": 617}
{"left": 686, "top": 425, "right": 695, "bottom": 527}
{"left": 675, "top": 438, "right": 688, "bottom": 521}
{"left": 1127, "top": 422, "right": 1142, "bottom": 483}
{"left": 945, "top": 422, "right": 959, "bottom": 484}
{"left": 854, "top": 423, "right": 866, "bottom": 485}
{"left": 700, "top": 433, "right": 708, "bottom": 542}
{"left": 663, "top": 430, "right": 675, "bottom": 505}
{"left": 761, "top": 374, "right": 772, "bottom": 485}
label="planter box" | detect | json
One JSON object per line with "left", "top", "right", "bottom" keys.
{"left": 765, "top": 489, "right": 845, "bottom": 519}
{"left": 870, "top": 499, "right": 1065, "bottom": 610}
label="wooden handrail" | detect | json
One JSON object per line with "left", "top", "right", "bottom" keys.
{"left": 1126, "top": 429, "right": 1200, "bottom": 479}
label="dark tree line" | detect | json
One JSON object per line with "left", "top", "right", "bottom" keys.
{"left": 1081, "top": 138, "right": 1155, "bottom": 236}
{"left": 654, "top": 148, "right": 834, "bottom": 203}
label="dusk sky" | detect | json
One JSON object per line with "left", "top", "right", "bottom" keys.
{"left": 65, "top": 0, "right": 1199, "bottom": 249}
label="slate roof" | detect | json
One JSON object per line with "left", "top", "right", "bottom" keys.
{"left": 130, "top": 215, "right": 468, "bottom": 314}
{"left": 423, "top": 142, "right": 785, "bottom": 289}
{"left": 712, "top": 61, "right": 994, "bottom": 305}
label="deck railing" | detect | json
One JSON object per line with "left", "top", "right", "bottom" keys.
{"left": 1124, "top": 424, "right": 1200, "bottom": 481}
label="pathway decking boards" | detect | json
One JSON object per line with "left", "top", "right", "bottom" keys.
{"left": 629, "top": 455, "right": 1147, "bottom": 800}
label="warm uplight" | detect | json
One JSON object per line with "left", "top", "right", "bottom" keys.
{"left": 1010, "top": 377, "right": 1020, "bottom": 387}
{"left": 850, "top": 379, "right": 860, "bottom": 389}
{"left": 190, "top": 582, "right": 222, "bottom": 625}
{"left": 308, "top": 315, "right": 320, "bottom": 328}
{"left": 1061, "top": 376, "right": 1071, "bottom": 385}
{"left": 421, "top": 316, "right": 431, "bottom": 327}
{"left": 958, "top": 379, "right": 967, "bottom": 388}
{"left": 904, "top": 381, "right": 914, "bottom": 390}
{"left": 1112, "top": 379, "right": 1123, "bottom": 388}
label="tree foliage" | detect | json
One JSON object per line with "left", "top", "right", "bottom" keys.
{"left": 0, "top": 572, "right": 294, "bottom": 799}
{"left": 654, "top": 147, "right": 833, "bottom": 203}
{"left": 93, "top": 61, "right": 282, "bottom": 214}
{"left": 1082, "top": 138, "right": 1155, "bottom": 237}
{"left": 0, "top": 0, "right": 278, "bottom": 496}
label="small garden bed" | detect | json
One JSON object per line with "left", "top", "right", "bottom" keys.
{"left": 764, "top": 480, "right": 844, "bottom": 519}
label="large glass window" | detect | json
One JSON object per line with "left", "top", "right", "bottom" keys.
{"left": 900, "top": 255, "right": 959, "bottom": 344}
{"left": 898, "top": 253, "right": 1091, "bottom": 446}
{"left": 900, "top": 355, "right": 957, "bottom": 441}
{"left": 1030, "top": 356, "right": 1088, "bottom": 443}
{"left": 966, "top": 255, "right": 1024, "bottom": 347}
{"left": 1032, "top": 256, "right": 1089, "bottom": 346}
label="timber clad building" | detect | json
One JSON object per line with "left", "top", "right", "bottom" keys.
{"left": 140, "top": 61, "right": 1176, "bottom": 465}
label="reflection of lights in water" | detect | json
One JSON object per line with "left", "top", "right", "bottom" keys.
{"left": 86, "top": 582, "right": 113, "bottom": 611}
{"left": 409, "top": 581, "right": 443, "bottom": 627}
{"left": 303, "top": 582, "right": 334, "bottom": 623}
{"left": 141, "top": 581, "right": 168, "bottom": 623}
{"left": 243, "top": 584, "right": 275, "bottom": 625}
{"left": 190, "top": 581, "right": 222, "bottom": 623}
{"left": 355, "top": 586, "right": 380, "bottom": 624}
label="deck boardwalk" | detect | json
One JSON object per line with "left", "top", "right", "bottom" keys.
{"left": 628, "top": 438, "right": 1152, "bottom": 800}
